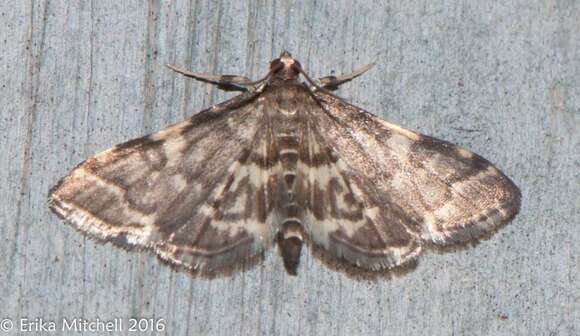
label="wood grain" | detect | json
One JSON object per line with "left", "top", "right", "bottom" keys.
{"left": 1, "top": 1, "right": 578, "bottom": 335}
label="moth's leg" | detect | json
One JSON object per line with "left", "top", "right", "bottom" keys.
{"left": 315, "top": 63, "right": 375, "bottom": 91}
{"left": 166, "top": 64, "right": 257, "bottom": 92}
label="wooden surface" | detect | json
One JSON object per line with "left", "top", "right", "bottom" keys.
{"left": 1, "top": 1, "right": 578, "bottom": 335}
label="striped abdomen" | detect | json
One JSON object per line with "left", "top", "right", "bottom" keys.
{"left": 276, "top": 128, "right": 305, "bottom": 275}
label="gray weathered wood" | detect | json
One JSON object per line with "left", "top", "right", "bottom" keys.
{"left": 1, "top": 1, "right": 578, "bottom": 335}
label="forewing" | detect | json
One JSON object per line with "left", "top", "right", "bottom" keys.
{"left": 49, "top": 92, "right": 278, "bottom": 275}
{"left": 313, "top": 92, "right": 521, "bottom": 247}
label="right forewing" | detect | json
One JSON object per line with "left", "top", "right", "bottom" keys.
{"left": 313, "top": 92, "right": 520, "bottom": 248}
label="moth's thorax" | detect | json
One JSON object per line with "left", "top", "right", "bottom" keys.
{"left": 263, "top": 83, "right": 313, "bottom": 116}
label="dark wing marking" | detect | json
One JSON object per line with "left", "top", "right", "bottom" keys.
{"left": 313, "top": 92, "right": 521, "bottom": 250}
{"left": 49, "top": 92, "right": 278, "bottom": 275}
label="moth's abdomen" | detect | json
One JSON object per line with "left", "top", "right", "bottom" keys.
{"left": 278, "top": 133, "right": 299, "bottom": 196}
{"left": 277, "top": 218, "right": 304, "bottom": 275}
{"left": 276, "top": 132, "right": 306, "bottom": 273}
{"left": 274, "top": 114, "right": 306, "bottom": 274}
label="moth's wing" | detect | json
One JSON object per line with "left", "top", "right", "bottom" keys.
{"left": 312, "top": 92, "right": 521, "bottom": 252}
{"left": 49, "top": 92, "right": 278, "bottom": 276}
{"left": 295, "top": 107, "right": 422, "bottom": 270}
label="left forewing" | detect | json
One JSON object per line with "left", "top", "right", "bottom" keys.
{"left": 49, "top": 92, "right": 277, "bottom": 275}
{"left": 313, "top": 92, "right": 521, "bottom": 246}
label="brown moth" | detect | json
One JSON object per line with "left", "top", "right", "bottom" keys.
{"left": 48, "top": 51, "right": 521, "bottom": 277}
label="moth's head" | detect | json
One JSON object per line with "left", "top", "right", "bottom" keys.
{"left": 269, "top": 50, "right": 302, "bottom": 81}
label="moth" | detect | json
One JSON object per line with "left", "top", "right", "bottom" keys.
{"left": 49, "top": 51, "right": 521, "bottom": 276}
